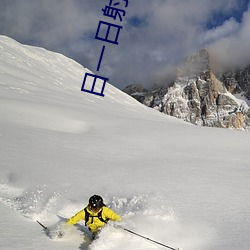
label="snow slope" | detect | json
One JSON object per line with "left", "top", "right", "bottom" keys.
{"left": 0, "top": 35, "right": 250, "bottom": 250}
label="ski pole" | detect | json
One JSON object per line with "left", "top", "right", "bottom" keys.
{"left": 37, "top": 220, "right": 48, "bottom": 231}
{"left": 122, "top": 227, "right": 180, "bottom": 250}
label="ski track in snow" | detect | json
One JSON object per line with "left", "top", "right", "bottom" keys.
{"left": 0, "top": 100, "right": 91, "bottom": 134}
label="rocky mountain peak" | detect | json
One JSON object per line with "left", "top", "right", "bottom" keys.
{"left": 123, "top": 49, "right": 250, "bottom": 130}
{"left": 177, "top": 49, "right": 210, "bottom": 78}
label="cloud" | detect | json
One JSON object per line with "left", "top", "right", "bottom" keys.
{"left": 0, "top": 0, "right": 249, "bottom": 89}
{"left": 200, "top": 18, "right": 240, "bottom": 45}
{"left": 209, "top": 4, "right": 250, "bottom": 68}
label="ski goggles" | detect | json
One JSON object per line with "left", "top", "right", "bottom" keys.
{"left": 89, "top": 205, "right": 101, "bottom": 212}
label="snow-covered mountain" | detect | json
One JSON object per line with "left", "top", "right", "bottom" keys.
{"left": 1, "top": 36, "right": 250, "bottom": 250}
{"left": 124, "top": 49, "right": 250, "bottom": 130}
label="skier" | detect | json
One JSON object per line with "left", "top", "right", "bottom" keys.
{"left": 66, "top": 194, "right": 121, "bottom": 239}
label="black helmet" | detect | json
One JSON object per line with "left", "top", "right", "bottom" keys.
{"left": 89, "top": 195, "right": 104, "bottom": 210}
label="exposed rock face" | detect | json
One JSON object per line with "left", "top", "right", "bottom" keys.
{"left": 123, "top": 49, "right": 250, "bottom": 130}
{"left": 217, "top": 66, "right": 250, "bottom": 99}
{"left": 123, "top": 84, "right": 146, "bottom": 95}
{"left": 123, "top": 84, "right": 147, "bottom": 103}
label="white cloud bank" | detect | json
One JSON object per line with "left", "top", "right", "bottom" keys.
{"left": 0, "top": 0, "right": 249, "bottom": 88}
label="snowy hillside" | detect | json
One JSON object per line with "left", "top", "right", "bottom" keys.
{"left": 0, "top": 36, "right": 250, "bottom": 250}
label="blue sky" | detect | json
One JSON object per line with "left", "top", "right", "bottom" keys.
{"left": 206, "top": 0, "right": 249, "bottom": 29}
{"left": 0, "top": 0, "right": 249, "bottom": 89}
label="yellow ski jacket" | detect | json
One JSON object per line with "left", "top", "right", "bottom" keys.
{"left": 67, "top": 206, "right": 121, "bottom": 233}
